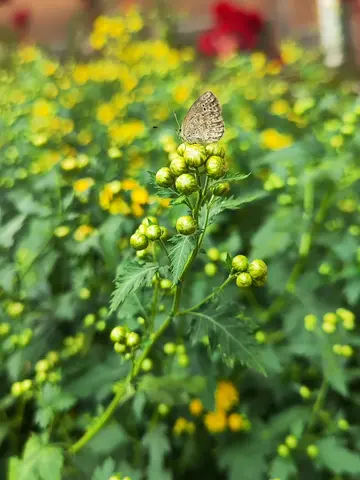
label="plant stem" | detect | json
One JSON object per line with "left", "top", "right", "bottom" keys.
{"left": 306, "top": 379, "right": 328, "bottom": 433}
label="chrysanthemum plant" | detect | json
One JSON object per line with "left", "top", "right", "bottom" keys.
{"left": 67, "top": 140, "right": 268, "bottom": 454}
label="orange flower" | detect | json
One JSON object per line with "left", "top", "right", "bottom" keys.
{"left": 74, "top": 225, "right": 95, "bottom": 242}
{"left": 204, "top": 410, "right": 227, "bottom": 433}
{"left": 189, "top": 399, "right": 203, "bottom": 416}
{"left": 228, "top": 413, "right": 244, "bottom": 432}
{"left": 215, "top": 381, "right": 239, "bottom": 412}
{"left": 73, "top": 177, "right": 95, "bottom": 194}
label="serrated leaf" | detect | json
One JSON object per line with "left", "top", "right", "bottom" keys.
{"left": 168, "top": 234, "right": 196, "bottom": 285}
{"left": 16, "top": 434, "right": 63, "bottom": 480}
{"left": 0, "top": 214, "right": 26, "bottom": 248}
{"left": 92, "top": 457, "right": 116, "bottom": 480}
{"left": 190, "top": 311, "right": 265, "bottom": 374}
{"left": 219, "top": 441, "right": 267, "bottom": 480}
{"left": 142, "top": 425, "right": 171, "bottom": 480}
{"left": 269, "top": 457, "right": 297, "bottom": 480}
{"left": 211, "top": 171, "right": 250, "bottom": 187}
{"left": 317, "top": 437, "right": 360, "bottom": 474}
{"left": 147, "top": 171, "right": 177, "bottom": 198}
{"left": 171, "top": 194, "right": 187, "bottom": 206}
{"left": 137, "top": 374, "right": 206, "bottom": 405}
{"left": 110, "top": 260, "right": 159, "bottom": 313}
{"left": 322, "top": 347, "right": 348, "bottom": 396}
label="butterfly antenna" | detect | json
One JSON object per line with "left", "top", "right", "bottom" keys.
{"left": 173, "top": 111, "right": 180, "bottom": 131}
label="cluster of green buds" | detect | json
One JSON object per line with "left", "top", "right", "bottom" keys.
{"left": 130, "top": 216, "right": 169, "bottom": 256}
{"left": 163, "top": 342, "right": 189, "bottom": 367}
{"left": 155, "top": 143, "right": 230, "bottom": 236}
{"left": 11, "top": 379, "right": 33, "bottom": 398}
{"left": 62, "top": 332, "right": 85, "bottom": 358}
{"left": 110, "top": 326, "right": 141, "bottom": 359}
{"left": 35, "top": 350, "right": 61, "bottom": 384}
{"left": 83, "top": 306, "right": 109, "bottom": 332}
{"left": 231, "top": 255, "right": 268, "bottom": 288}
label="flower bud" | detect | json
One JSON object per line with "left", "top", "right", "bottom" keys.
{"left": 177, "top": 143, "right": 186, "bottom": 156}
{"left": 141, "top": 358, "right": 153, "bottom": 372}
{"left": 306, "top": 445, "right": 318, "bottom": 458}
{"left": 156, "top": 167, "right": 174, "bottom": 187}
{"left": 232, "top": 255, "right": 248, "bottom": 272}
{"left": 146, "top": 224, "right": 162, "bottom": 241}
{"left": 110, "top": 326, "right": 127, "bottom": 343}
{"left": 248, "top": 259, "right": 268, "bottom": 280}
{"left": 136, "top": 246, "right": 151, "bottom": 259}
{"left": 252, "top": 275, "right": 267, "bottom": 287}
{"left": 236, "top": 272, "right": 252, "bottom": 288}
{"left": 205, "top": 143, "right": 225, "bottom": 158}
{"left": 277, "top": 444, "right": 290, "bottom": 457}
{"left": 178, "top": 353, "right": 189, "bottom": 367}
{"left": 158, "top": 403, "right": 170, "bottom": 416}
{"left": 130, "top": 233, "right": 148, "bottom": 251}
{"left": 205, "top": 156, "right": 226, "bottom": 179}
{"left": 169, "top": 157, "right": 188, "bottom": 176}
{"left": 142, "top": 216, "right": 158, "bottom": 226}
{"left": 176, "top": 215, "right": 197, "bottom": 235}
{"left": 137, "top": 224, "right": 147, "bottom": 235}
{"left": 160, "top": 278, "right": 172, "bottom": 290}
{"left": 160, "top": 226, "right": 169, "bottom": 240}
{"left": 183, "top": 145, "right": 207, "bottom": 167}
{"left": 168, "top": 152, "right": 183, "bottom": 162}
{"left": 126, "top": 332, "right": 140, "bottom": 347}
{"left": 175, "top": 173, "right": 198, "bottom": 195}
{"left": 213, "top": 182, "right": 230, "bottom": 196}
{"left": 164, "top": 342, "right": 176, "bottom": 355}
{"left": 204, "top": 263, "right": 217, "bottom": 277}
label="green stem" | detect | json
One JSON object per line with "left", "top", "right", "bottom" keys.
{"left": 150, "top": 277, "right": 160, "bottom": 332}
{"left": 178, "top": 275, "right": 234, "bottom": 316}
{"left": 306, "top": 379, "right": 328, "bottom": 433}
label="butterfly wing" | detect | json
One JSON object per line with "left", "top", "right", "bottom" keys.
{"left": 180, "top": 91, "right": 225, "bottom": 144}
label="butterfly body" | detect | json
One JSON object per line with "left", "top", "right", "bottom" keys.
{"left": 179, "top": 91, "right": 225, "bottom": 145}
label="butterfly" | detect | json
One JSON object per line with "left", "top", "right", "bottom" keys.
{"left": 177, "top": 91, "right": 225, "bottom": 145}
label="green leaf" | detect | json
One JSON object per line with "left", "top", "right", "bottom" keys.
{"left": 322, "top": 346, "right": 348, "bottom": 396}
{"left": 15, "top": 434, "right": 63, "bottom": 480}
{"left": 110, "top": 260, "right": 159, "bottom": 313}
{"left": 8, "top": 457, "right": 22, "bottom": 480}
{"left": 207, "top": 193, "right": 264, "bottom": 224}
{"left": 211, "top": 171, "right": 250, "bottom": 187}
{"left": 219, "top": 441, "right": 267, "bottom": 480}
{"left": 137, "top": 374, "right": 206, "bottom": 405}
{"left": 317, "top": 437, "right": 360, "bottom": 474}
{"left": 168, "top": 234, "right": 196, "bottom": 285}
{"left": 87, "top": 422, "right": 128, "bottom": 455}
{"left": 35, "top": 385, "right": 76, "bottom": 428}
{"left": 190, "top": 310, "right": 265, "bottom": 374}
{"left": 0, "top": 214, "right": 26, "bottom": 248}
{"left": 142, "top": 425, "right": 171, "bottom": 480}
{"left": 92, "top": 458, "right": 116, "bottom": 480}
{"left": 147, "top": 171, "right": 177, "bottom": 198}
{"left": 269, "top": 457, "right": 297, "bottom": 480}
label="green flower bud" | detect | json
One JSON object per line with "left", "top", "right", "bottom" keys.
{"left": 84, "top": 313, "right": 96, "bottom": 327}
{"left": 248, "top": 259, "right": 267, "bottom": 280}
{"left": 177, "top": 143, "right": 186, "bottom": 156}
{"left": 11, "top": 382, "right": 23, "bottom": 397}
{"left": 178, "top": 353, "right": 189, "bottom": 367}
{"left": 35, "top": 359, "right": 49, "bottom": 373}
{"left": 22, "top": 379, "right": 32, "bottom": 392}
{"left": 158, "top": 403, "right": 170, "bottom": 416}
{"left": 306, "top": 444, "right": 319, "bottom": 458}
{"left": 126, "top": 332, "right": 140, "bottom": 347}
{"left": 338, "top": 418, "right": 349, "bottom": 430}
{"left": 205, "top": 156, "right": 227, "bottom": 179}
{"left": 156, "top": 167, "right": 174, "bottom": 187}
{"left": 183, "top": 145, "right": 207, "bottom": 167}
{"left": 204, "top": 263, "right": 217, "bottom": 277}
{"left": 175, "top": 173, "right": 198, "bottom": 195}
{"left": 36, "top": 372, "right": 47, "bottom": 384}
{"left": 176, "top": 344, "right": 186, "bottom": 354}
{"left": 137, "top": 224, "right": 147, "bottom": 235}
{"left": 142, "top": 216, "right": 158, "bottom": 226}
{"left": 137, "top": 316, "right": 145, "bottom": 325}
{"left": 213, "top": 182, "right": 230, "bottom": 196}
{"left": 164, "top": 342, "right": 176, "bottom": 355}
{"left": 160, "top": 278, "right": 172, "bottom": 290}
{"left": 146, "top": 224, "right": 162, "bottom": 241}
{"left": 285, "top": 435, "right": 298, "bottom": 449}
{"left": 205, "top": 143, "right": 225, "bottom": 158}
{"left": 96, "top": 320, "right": 106, "bottom": 331}
{"left": 236, "top": 272, "right": 252, "bottom": 288}
{"left": 136, "top": 247, "right": 151, "bottom": 259}
{"left": 114, "top": 342, "right": 126, "bottom": 353}
{"left": 141, "top": 358, "right": 153, "bottom": 371}
{"left": 277, "top": 444, "right": 290, "bottom": 457}
{"left": 130, "top": 233, "right": 148, "bottom": 251}
{"left": 176, "top": 215, "right": 197, "bottom": 235}
{"left": 168, "top": 152, "right": 182, "bottom": 162}
{"left": 169, "top": 157, "right": 188, "bottom": 176}
{"left": 252, "top": 275, "right": 267, "bottom": 287}
{"left": 207, "top": 247, "right": 220, "bottom": 261}
{"left": 160, "top": 226, "right": 169, "bottom": 240}
{"left": 232, "top": 255, "right": 248, "bottom": 272}
{"left": 110, "top": 326, "right": 127, "bottom": 343}
{"left": 124, "top": 353, "right": 132, "bottom": 360}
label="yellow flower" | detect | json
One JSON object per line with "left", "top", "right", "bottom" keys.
{"left": 126, "top": 9, "right": 144, "bottom": 32}
{"left": 61, "top": 157, "right": 77, "bottom": 171}
{"left": 204, "top": 410, "right": 227, "bottom": 433}
{"left": 189, "top": 399, "right": 203, "bottom": 416}
{"left": 54, "top": 226, "right": 70, "bottom": 238}
{"left": 90, "top": 32, "right": 106, "bottom": 50}
{"left": 73, "top": 177, "right": 95, "bottom": 194}
{"left": 77, "top": 130, "right": 93, "bottom": 146}
{"left": 266, "top": 60, "right": 282, "bottom": 75}
{"left": 173, "top": 417, "right": 188, "bottom": 436}
{"left": 32, "top": 99, "right": 54, "bottom": 118}
{"left": 73, "top": 65, "right": 90, "bottom": 85}
{"left": 323, "top": 312, "right": 337, "bottom": 325}
{"left": 131, "top": 187, "right": 149, "bottom": 205}
{"left": 228, "top": 413, "right": 244, "bottom": 432}
{"left": 77, "top": 154, "right": 90, "bottom": 169}
{"left": 132, "top": 203, "right": 144, "bottom": 217}
{"left": 74, "top": 225, "right": 95, "bottom": 242}
{"left": 99, "top": 187, "right": 113, "bottom": 210}
{"left": 336, "top": 308, "right": 355, "bottom": 330}
{"left": 43, "top": 61, "right": 58, "bottom": 76}
{"left": 271, "top": 100, "right": 290, "bottom": 117}
{"left": 215, "top": 381, "right": 239, "bottom": 412}
{"left": 97, "top": 104, "right": 116, "bottom": 126}
{"left": 281, "top": 41, "right": 303, "bottom": 64}
{"left": 18, "top": 46, "right": 37, "bottom": 63}
{"left": 261, "top": 129, "right": 294, "bottom": 150}
{"left": 109, "top": 121, "right": 145, "bottom": 144}
{"left": 109, "top": 198, "right": 131, "bottom": 215}
{"left": 7, "top": 302, "right": 24, "bottom": 318}
{"left": 251, "top": 52, "right": 267, "bottom": 71}
{"left": 108, "top": 181, "right": 122, "bottom": 194}
{"left": 122, "top": 179, "right": 139, "bottom": 190}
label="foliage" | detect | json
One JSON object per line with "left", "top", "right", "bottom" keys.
{"left": 0, "top": 7, "right": 359, "bottom": 480}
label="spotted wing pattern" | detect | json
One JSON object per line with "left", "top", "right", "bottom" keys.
{"left": 180, "top": 91, "right": 225, "bottom": 144}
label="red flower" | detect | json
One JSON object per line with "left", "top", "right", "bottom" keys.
{"left": 198, "top": 1, "right": 264, "bottom": 56}
{"left": 12, "top": 9, "right": 31, "bottom": 30}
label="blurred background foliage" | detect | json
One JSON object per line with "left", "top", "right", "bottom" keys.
{"left": 0, "top": 1, "right": 360, "bottom": 480}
